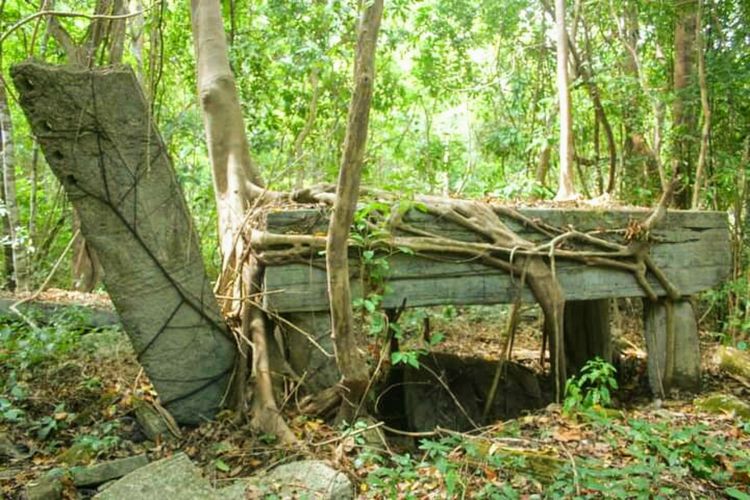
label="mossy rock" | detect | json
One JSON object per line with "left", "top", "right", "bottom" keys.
{"left": 694, "top": 392, "right": 750, "bottom": 420}
{"left": 714, "top": 346, "right": 750, "bottom": 380}
{"left": 57, "top": 443, "right": 94, "bottom": 466}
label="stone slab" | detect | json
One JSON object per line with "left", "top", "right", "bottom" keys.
{"left": 12, "top": 62, "right": 236, "bottom": 424}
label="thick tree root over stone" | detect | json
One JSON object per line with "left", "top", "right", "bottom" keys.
{"left": 242, "top": 186, "right": 680, "bottom": 402}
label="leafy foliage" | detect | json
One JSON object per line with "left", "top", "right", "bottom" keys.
{"left": 563, "top": 357, "right": 619, "bottom": 414}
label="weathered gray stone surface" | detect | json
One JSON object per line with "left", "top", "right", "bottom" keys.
{"left": 643, "top": 298, "right": 701, "bottom": 395}
{"left": 281, "top": 312, "right": 339, "bottom": 393}
{"left": 249, "top": 460, "right": 354, "bottom": 499}
{"left": 134, "top": 403, "right": 173, "bottom": 442}
{"left": 93, "top": 453, "right": 353, "bottom": 500}
{"left": 263, "top": 208, "right": 731, "bottom": 312}
{"left": 694, "top": 392, "right": 750, "bottom": 419}
{"left": 12, "top": 62, "right": 235, "bottom": 424}
{"left": 94, "top": 453, "right": 218, "bottom": 500}
{"left": 25, "top": 476, "right": 63, "bottom": 500}
{"left": 71, "top": 455, "right": 148, "bottom": 487}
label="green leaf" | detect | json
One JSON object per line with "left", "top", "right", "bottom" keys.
{"left": 428, "top": 332, "right": 444, "bottom": 346}
{"left": 214, "top": 459, "right": 230, "bottom": 472}
{"left": 726, "top": 488, "right": 750, "bottom": 500}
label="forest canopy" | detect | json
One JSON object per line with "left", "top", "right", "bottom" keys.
{"left": 1, "top": 0, "right": 748, "bottom": 285}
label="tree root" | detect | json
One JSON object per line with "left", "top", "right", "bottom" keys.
{"left": 245, "top": 186, "right": 680, "bottom": 409}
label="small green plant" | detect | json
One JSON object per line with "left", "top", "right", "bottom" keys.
{"left": 391, "top": 349, "right": 422, "bottom": 368}
{"left": 26, "top": 403, "right": 76, "bottom": 440}
{"left": 73, "top": 430, "right": 120, "bottom": 455}
{"left": 0, "top": 308, "right": 91, "bottom": 372}
{"left": 0, "top": 397, "right": 25, "bottom": 423}
{"left": 563, "top": 357, "right": 618, "bottom": 414}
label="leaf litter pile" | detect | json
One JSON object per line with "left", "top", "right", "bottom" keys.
{"left": 1, "top": 297, "right": 749, "bottom": 498}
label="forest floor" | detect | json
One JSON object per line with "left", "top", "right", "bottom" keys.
{"left": 1, "top": 294, "right": 749, "bottom": 498}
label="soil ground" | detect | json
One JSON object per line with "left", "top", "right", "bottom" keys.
{"left": 1, "top": 294, "right": 749, "bottom": 498}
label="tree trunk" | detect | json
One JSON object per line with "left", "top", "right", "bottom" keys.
{"left": 129, "top": 0, "right": 146, "bottom": 83}
{"left": 190, "top": 0, "right": 293, "bottom": 443}
{"left": 691, "top": 0, "right": 711, "bottom": 209}
{"left": 0, "top": 140, "right": 14, "bottom": 290}
{"left": 72, "top": 210, "right": 101, "bottom": 292}
{"left": 107, "top": 0, "right": 127, "bottom": 64}
{"left": 190, "top": 0, "right": 263, "bottom": 264}
{"left": 0, "top": 78, "right": 29, "bottom": 291}
{"left": 326, "top": 0, "right": 384, "bottom": 422}
{"left": 672, "top": 0, "right": 699, "bottom": 208}
{"left": 535, "top": 108, "right": 553, "bottom": 190}
{"left": 292, "top": 69, "right": 320, "bottom": 190}
{"left": 554, "top": 0, "right": 577, "bottom": 201}
{"left": 577, "top": 21, "right": 617, "bottom": 194}
{"left": 611, "top": 4, "right": 668, "bottom": 192}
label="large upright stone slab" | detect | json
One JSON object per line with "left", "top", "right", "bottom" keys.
{"left": 643, "top": 298, "right": 701, "bottom": 395}
{"left": 281, "top": 312, "right": 339, "bottom": 392}
{"left": 11, "top": 62, "right": 236, "bottom": 424}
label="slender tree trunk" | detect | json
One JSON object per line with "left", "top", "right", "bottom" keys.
{"left": 326, "top": 0, "right": 384, "bottom": 422}
{"left": 0, "top": 141, "right": 14, "bottom": 290}
{"left": 190, "top": 0, "right": 293, "bottom": 443}
{"left": 108, "top": 0, "right": 127, "bottom": 64}
{"left": 535, "top": 140, "right": 551, "bottom": 189}
{"left": 594, "top": 109, "right": 603, "bottom": 194}
{"left": 672, "top": 0, "right": 699, "bottom": 207}
{"left": 611, "top": 4, "right": 668, "bottom": 192}
{"left": 577, "top": 20, "right": 617, "bottom": 194}
{"left": 535, "top": 100, "right": 554, "bottom": 190}
{"left": 691, "top": 0, "right": 711, "bottom": 208}
{"left": 0, "top": 79, "right": 29, "bottom": 291}
{"left": 554, "top": 0, "right": 577, "bottom": 201}
{"left": 29, "top": 0, "right": 56, "bottom": 246}
{"left": 129, "top": 0, "right": 146, "bottom": 83}
{"left": 292, "top": 69, "right": 320, "bottom": 189}
{"left": 191, "top": 0, "right": 263, "bottom": 262}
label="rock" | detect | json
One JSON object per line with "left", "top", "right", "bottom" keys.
{"left": 25, "top": 476, "right": 63, "bottom": 500}
{"left": 281, "top": 312, "right": 340, "bottom": 393}
{"left": 134, "top": 403, "right": 173, "bottom": 442}
{"left": 94, "top": 453, "right": 218, "bottom": 500}
{"left": 714, "top": 346, "right": 750, "bottom": 381}
{"left": 57, "top": 442, "right": 94, "bottom": 466}
{"left": 12, "top": 62, "right": 236, "bottom": 425}
{"left": 71, "top": 455, "right": 149, "bottom": 487}
{"left": 250, "top": 460, "right": 354, "bottom": 499}
{"left": 694, "top": 393, "right": 750, "bottom": 420}
{"left": 92, "top": 454, "right": 353, "bottom": 500}
{"left": 643, "top": 299, "right": 701, "bottom": 394}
